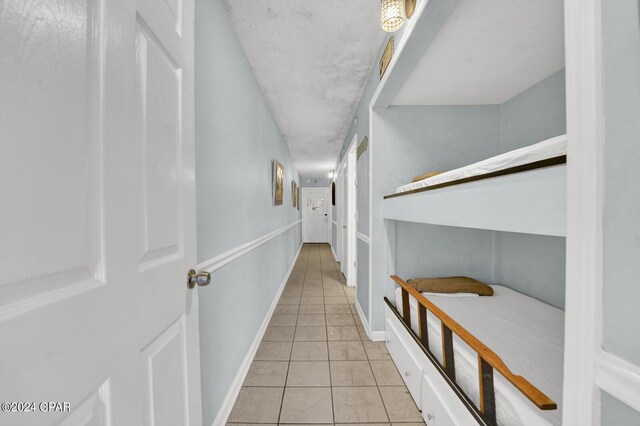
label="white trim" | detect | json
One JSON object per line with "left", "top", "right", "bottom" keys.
{"left": 369, "top": 0, "right": 431, "bottom": 109}
{"left": 331, "top": 220, "right": 338, "bottom": 226}
{"left": 356, "top": 232, "right": 370, "bottom": 244}
{"left": 370, "top": 330, "right": 386, "bottom": 342}
{"left": 355, "top": 299, "right": 369, "bottom": 334}
{"left": 595, "top": 351, "right": 640, "bottom": 413}
{"left": 331, "top": 246, "right": 338, "bottom": 262}
{"left": 562, "top": 0, "right": 603, "bottom": 424}
{"left": 212, "top": 242, "right": 303, "bottom": 426}
{"left": 355, "top": 298, "right": 386, "bottom": 343}
{"left": 197, "top": 220, "right": 302, "bottom": 272}
{"left": 346, "top": 136, "right": 358, "bottom": 287}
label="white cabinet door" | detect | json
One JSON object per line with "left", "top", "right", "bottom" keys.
{"left": 0, "top": 0, "right": 202, "bottom": 425}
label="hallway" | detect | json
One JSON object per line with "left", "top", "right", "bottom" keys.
{"left": 227, "top": 244, "right": 424, "bottom": 425}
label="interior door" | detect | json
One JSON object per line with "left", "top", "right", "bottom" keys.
{"left": 303, "top": 189, "right": 329, "bottom": 243}
{"left": 336, "top": 168, "right": 344, "bottom": 262}
{"left": 340, "top": 162, "right": 349, "bottom": 275}
{"left": 0, "top": 1, "right": 202, "bottom": 425}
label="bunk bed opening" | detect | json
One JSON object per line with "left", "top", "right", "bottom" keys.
{"left": 371, "top": 1, "right": 568, "bottom": 424}
{"left": 386, "top": 275, "right": 563, "bottom": 426}
{"left": 384, "top": 0, "right": 567, "bottom": 202}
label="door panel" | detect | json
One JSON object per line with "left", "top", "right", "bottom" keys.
{"left": 141, "top": 316, "right": 189, "bottom": 426}
{"left": 58, "top": 380, "right": 112, "bottom": 426}
{"left": 0, "top": 0, "right": 105, "bottom": 317}
{"left": 136, "top": 18, "right": 182, "bottom": 268}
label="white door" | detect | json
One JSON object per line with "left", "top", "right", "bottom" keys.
{"left": 0, "top": 1, "right": 202, "bottom": 425}
{"left": 341, "top": 164, "right": 349, "bottom": 275}
{"left": 345, "top": 140, "right": 357, "bottom": 287}
{"left": 303, "top": 189, "right": 329, "bottom": 243}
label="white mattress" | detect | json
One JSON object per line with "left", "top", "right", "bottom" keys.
{"left": 395, "top": 134, "right": 567, "bottom": 194}
{"left": 394, "top": 285, "right": 564, "bottom": 426}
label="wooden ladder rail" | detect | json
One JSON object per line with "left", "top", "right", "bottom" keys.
{"left": 391, "top": 275, "right": 557, "bottom": 425}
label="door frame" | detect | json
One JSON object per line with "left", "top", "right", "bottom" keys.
{"left": 336, "top": 163, "right": 345, "bottom": 264}
{"left": 345, "top": 136, "right": 357, "bottom": 287}
{"left": 336, "top": 134, "right": 358, "bottom": 286}
{"left": 301, "top": 187, "right": 330, "bottom": 243}
{"left": 563, "top": 0, "right": 640, "bottom": 423}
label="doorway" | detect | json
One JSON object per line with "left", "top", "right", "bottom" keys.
{"left": 302, "top": 188, "right": 330, "bottom": 242}
{"left": 337, "top": 135, "right": 358, "bottom": 287}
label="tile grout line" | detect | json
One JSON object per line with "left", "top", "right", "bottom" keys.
{"left": 276, "top": 245, "right": 308, "bottom": 425}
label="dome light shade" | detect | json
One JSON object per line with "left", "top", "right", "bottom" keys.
{"left": 381, "top": 0, "right": 405, "bottom": 32}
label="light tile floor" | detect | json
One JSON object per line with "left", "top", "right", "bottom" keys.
{"left": 227, "top": 243, "right": 425, "bottom": 425}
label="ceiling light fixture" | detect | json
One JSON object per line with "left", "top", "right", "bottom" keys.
{"left": 380, "top": 0, "right": 405, "bottom": 32}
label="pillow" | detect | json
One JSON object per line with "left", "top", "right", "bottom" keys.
{"left": 412, "top": 170, "right": 445, "bottom": 183}
{"left": 407, "top": 277, "right": 494, "bottom": 296}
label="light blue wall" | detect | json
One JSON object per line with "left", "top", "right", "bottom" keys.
{"left": 301, "top": 177, "right": 331, "bottom": 188}
{"left": 357, "top": 238, "right": 370, "bottom": 318}
{"left": 494, "top": 232, "right": 565, "bottom": 309}
{"left": 357, "top": 147, "right": 370, "bottom": 234}
{"left": 500, "top": 70, "right": 566, "bottom": 152}
{"left": 600, "top": 1, "right": 640, "bottom": 421}
{"left": 331, "top": 224, "right": 337, "bottom": 253}
{"left": 601, "top": 0, "right": 640, "bottom": 368}
{"left": 195, "top": 0, "right": 302, "bottom": 424}
{"left": 395, "top": 223, "right": 495, "bottom": 287}
{"left": 601, "top": 392, "right": 640, "bottom": 426}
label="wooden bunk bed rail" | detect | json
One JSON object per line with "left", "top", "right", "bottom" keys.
{"left": 390, "top": 275, "right": 557, "bottom": 422}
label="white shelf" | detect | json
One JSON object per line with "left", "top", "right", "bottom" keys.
{"left": 383, "top": 164, "right": 566, "bottom": 237}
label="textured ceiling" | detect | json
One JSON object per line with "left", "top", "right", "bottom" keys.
{"left": 224, "top": 0, "right": 385, "bottom": 178}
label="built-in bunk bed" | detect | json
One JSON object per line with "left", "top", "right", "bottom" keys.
{"left": 371, "top": 0, "right": 567, "bottom": 425}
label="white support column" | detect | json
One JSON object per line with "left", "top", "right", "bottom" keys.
{"left": 562, "top": 0, "right": 604, "bottom": 423}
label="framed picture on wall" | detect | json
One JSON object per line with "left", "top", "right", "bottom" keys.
{"left": 273, "top": 160, "right": 284, "bottom": 205}
{"left": 291, "top": 181, "right": 297, "bottom": 208}
{"left": 297, "top": 187, "right": 300, "bottom": 210}
{"left": 331, "top": 181, "right": 336, "bottom": 206}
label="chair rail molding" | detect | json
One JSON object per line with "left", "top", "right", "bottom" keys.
{"left": 197, "top": 220, "right": 302, "bottom": 273}
{"left": 595, "top": 351, "right": 640, "bottom": 412}
{"left": 356, "top": 232, "right": 370, "bottom": 244}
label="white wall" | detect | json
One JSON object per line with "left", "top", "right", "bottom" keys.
{"left": 195, "top": 0, "right": 301, "bottom": 423}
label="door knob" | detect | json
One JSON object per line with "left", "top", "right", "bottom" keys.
{"left": 187, "top": 269, "right": 211, "bottom": 289}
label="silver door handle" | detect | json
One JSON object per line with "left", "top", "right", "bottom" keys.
{"left": 187, "top": 269, "right": 211, "bottom": 289}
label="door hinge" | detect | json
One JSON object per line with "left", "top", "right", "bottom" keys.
{"left": 354, "top": 178, "right": 359, "bottom": 187}
{"left": 354, "top": 261, "right": 357, "bottom": 267}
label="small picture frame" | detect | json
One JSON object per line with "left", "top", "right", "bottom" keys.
{"left": 273, "top": 160, "right": 284, "bottom": 206}
{"left": 331, "top": 181, "right": 336, "bottom": 206}
{"left": 291, "top": 181, "right": 297, "bottom": 208}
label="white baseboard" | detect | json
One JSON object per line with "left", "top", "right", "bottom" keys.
{"left": 212, "top": 242, "right": 303, "bottom": 426}
{"left": 330, "top": 246, "right": 338, "bottom": 262}
{"left": 355, "top": 299, "right": 385, "bottom": 342}
{"left": 370, "top": 330, "right": 386, "bottom": 342}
